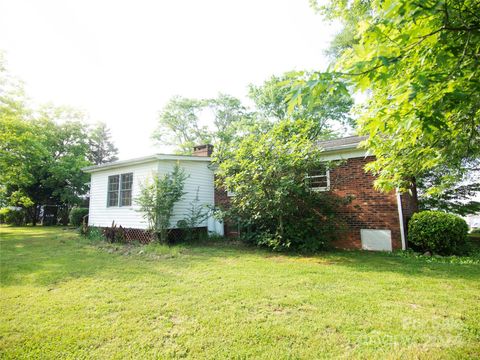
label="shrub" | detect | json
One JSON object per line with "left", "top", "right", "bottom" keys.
{"left": 408, "top": 211, "right": 469, "bottom": 255}
{"left": 69, "top": 207, "right": 89, "bottom": 227}
{"left": 0, "top": 207, "right": 25, "bottom": 226}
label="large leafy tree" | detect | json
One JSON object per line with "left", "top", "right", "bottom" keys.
{"left": 1, "top": 58, "right": 93, "bottom": 224}
{"left": 153, "top": 94, "right": 256, "bottom": 154}
{"left": 302, "top": 0, "right": 480, "bottom": 199}
{"left": 1, "top": 107, "right": 91, "bottom": 224}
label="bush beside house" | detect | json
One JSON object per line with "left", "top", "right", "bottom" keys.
{"left": 408, "top": 211, "right": 469, "bottom": 255}
{"left": 69, "top": 207, "right": 89, "bottom": 227}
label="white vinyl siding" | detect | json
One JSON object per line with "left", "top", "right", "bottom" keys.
{"left": 88, "top": 162, "right": 158, "bottom": 229}
{"left": 87, "top": 159, "right": 216, "bottom": 230}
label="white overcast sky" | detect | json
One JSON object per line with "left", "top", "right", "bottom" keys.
{"left": 0, "top": 0, "right": 338, "bottom": 158}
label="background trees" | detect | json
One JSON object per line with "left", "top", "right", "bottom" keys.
{"left": 153, "top": 72, "right": 354, "bottom": 155}
{"left": 0, "top": 56, "right": 119, "bottom": 224}
{"left": 88, "top": 122, "right": 119, "bottom": 165}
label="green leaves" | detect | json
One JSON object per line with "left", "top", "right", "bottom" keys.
{"left": 214, "top": 118, "right": 341, "bottom": 251}
{"left": 302, "top": 0, "right": 480, "bottom": 194}
{"left": 135, "top": 163, "right": 187, "bottom": 243}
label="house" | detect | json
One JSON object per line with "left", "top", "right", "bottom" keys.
{"left": 83, "top": 138, "right": 417, "bottom": 250}
{"left": 82, "top": 144, "right": 224, "bottom": 241}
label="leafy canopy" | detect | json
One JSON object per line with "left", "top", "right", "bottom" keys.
{"left": 302, "top": 0, "right": 480, "bottom": 195}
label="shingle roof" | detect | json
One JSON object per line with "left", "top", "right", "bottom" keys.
{"left": 317, "top": 135, "right": 367, "bottom": 151}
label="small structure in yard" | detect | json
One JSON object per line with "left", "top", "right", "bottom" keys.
{"left": 83, "top": 139, "right": 417, "bottom": 250}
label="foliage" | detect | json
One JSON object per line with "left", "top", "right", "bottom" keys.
{"left": 214, "top": 119, "right": 345, "bottom": 252}
{"left": 87, "top": 122, "right": 118, "bottom": 165}
{"left": 177, "top": 187, "right": 211, "bottom": 242}
{"left": 408, "top": 211, "right": 469, "bottom": 255}
{"left": 0, "top": 58, "right": 94, "bottom": 225}
{"left": 249, "top": 71, "right": 354, "bottom": 134}
{"left": 102, "top": 221, "right": 127, "bottom": 243}
{"left": 0, "top": 207, "right": 25, "bottom": 226}
{"left": 153, "top": 94, "right": 252, "bottom": 154}
{"left": 135, "top": 163, "right": 187, "bottom": 243}
{"left": 69, "top": 207, "right": 89, "bottom": 227}
{"left": 302, "top": 0, "right": 480, "bottom": 194}
{"left": 391, "top": 249, "right": 480, "bottom": 265}
{"left": 154, "top": 73, "right": 354, "bottom": 155}
{"left": 85, "top": 226, "right": 106, "bottom": 242}
{"left": 417, "top": 170, "right": 480, "bottom": 216}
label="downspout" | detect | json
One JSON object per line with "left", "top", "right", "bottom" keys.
{"left": 396, "top": 189, "right": 406, "bottom": 250}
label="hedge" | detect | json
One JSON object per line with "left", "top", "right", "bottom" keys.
{"left": 69, "top": 207, "right": 89, "bottom": 227}
{"left": 408, "top": 210, "right": 469, "bottom": 255}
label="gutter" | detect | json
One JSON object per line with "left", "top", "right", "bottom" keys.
{"left": 396, "top": 189, "right": 407, "bottom": 250}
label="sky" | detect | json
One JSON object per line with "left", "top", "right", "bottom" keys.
{"left": 0, "top": 0, "right": 339, "bottom": 158}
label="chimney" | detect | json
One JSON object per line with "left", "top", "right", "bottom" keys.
{"left": 192, "top": 144, "right": 214, "bottom": 157}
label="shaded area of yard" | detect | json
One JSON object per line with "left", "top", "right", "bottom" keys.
{"left": 1, "top": 227, "right": 479, "bottom": 359}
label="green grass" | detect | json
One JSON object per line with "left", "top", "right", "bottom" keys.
{"left": 1, "top": 227, "right": 479, "bottom": 359}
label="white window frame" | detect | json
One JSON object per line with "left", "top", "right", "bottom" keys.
{"left": 107, "top": 172, "right": 133, "bottom": 207}
{"left": 306, "top": 167, "right": 330, "bottom": 192}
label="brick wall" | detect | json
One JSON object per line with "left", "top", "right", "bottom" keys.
{"left": 214, "top": 180, "right": 239, "bottom": 237}
{"left": 214, "top": 156, "right": 417, "bottom": 250}
{"left": 329, "top": 156, "right": 403, "bottom": 249}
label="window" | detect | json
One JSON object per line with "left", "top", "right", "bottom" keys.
{"left": 120, "top": 173, "right": 133, "bottom": 206}
{"left": 107, "top": 175, "right": 119, "bottom": 207}
{"left": 307, "top": 165, "right": 330, "bottom": 191}
{"left": 107, "top": 173, "right": 133, "bottom": 207}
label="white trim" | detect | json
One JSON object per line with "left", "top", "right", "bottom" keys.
{"left": 396, "top": 189, "right": 406, "bottom": 250}
{"left": 83, "top": 154, "right": 211, "bottom": 173}
{"left": 319, "top": 148, "right": 370, "bottom": 161}
{"left": 307, "top": 168, "right": 330, "bottom": 192}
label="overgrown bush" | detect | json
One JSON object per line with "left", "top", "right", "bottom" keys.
{"left": 408, "top": 211, "right": 469, "bottom": 255}
{"left": 69, "top": 207, "right": 89, "bottom": 227}
{"left": 0, "top": 207, "right": 25, "bottom": 226}
{"left": 214, "top": 119, "right": 349, "bottom": 252}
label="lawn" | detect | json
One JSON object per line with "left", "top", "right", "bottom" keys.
{"left": 1, "top": 227, "right": 479, "bottom": 359}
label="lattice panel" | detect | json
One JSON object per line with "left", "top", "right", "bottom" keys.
{"left": 123, "top": 228, "right": 155, "bottom": 244}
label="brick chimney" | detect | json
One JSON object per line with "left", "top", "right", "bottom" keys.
{"left": 192, "top": 144, "right": 214, "bottom": 157}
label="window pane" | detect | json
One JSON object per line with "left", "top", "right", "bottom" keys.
{"left": 121, "top": 173, "right": 133, "bottom": 190}
{"left": 108, "top": 191, "right": 118, "bottom": 207}
{"left": 107, "top": 175, "right": 120, "bottom": 206}
{"left": 307, "top": 165, "right": 329, "bottom": 190}
{"left": 120, "top": 173, "right": 133, "bottom": 206}
{"left": 108, "top": 175, "right": 119, "bottom": 191}
{"left": 310, "top": 176, "right": 328, "bottom": 188}
{"left": 120, "top": 190, "right": 132, "bottom": 206}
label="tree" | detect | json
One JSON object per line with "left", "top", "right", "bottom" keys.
{"left": 214, "top": 119, "right": 345, "bottom": 252}
{"left": 249, "top": 71, "right": 354, "bottom": 135}
{"left": 135, "top": 163, "right": 187, "bottom": 243}
{"left": 152, "top": 94, "right": 254, "bottom": 154}
{"left": 301, "top": 0, "right": 480, "bottom": 196}
{"left": 87, "top": 122, "right": 119, "bottom": 165}
{"left": 0, "top": 54, "right": 113, "bottom": 224}
{"left": 153, "top": 96, "right": 211, "bottom": 154}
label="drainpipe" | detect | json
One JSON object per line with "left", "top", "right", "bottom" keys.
{"left": 396, "top": 189, "right": 406, "bottom": 250}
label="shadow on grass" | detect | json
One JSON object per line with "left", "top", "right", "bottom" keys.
{"left": 1, "top": 227, "right": 479, "bottom": 288}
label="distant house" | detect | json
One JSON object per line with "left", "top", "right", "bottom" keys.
{"left": 83, "top": 138, "right": 417, "bottom": 251}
